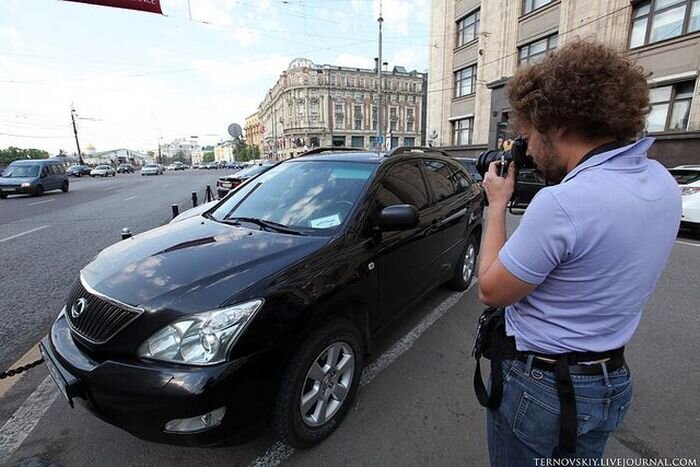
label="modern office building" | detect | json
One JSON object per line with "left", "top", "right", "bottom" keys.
{"left": 428, "top": 0, "right": 700, "bottom": 165}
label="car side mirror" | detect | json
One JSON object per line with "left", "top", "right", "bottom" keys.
{"left": 375, "top": 204, "right": 419, "bottom": 232}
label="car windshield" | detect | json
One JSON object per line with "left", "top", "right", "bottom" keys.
{"left": 211, "top": 161, "right": 376, "bottom": 233}
{"left": 144, "top": 164, "right": 157, "bottom": 168}
{"left": 2, "top": 164, "right": 40, "bottom": 178}
{"left": 96, "top": 165, "right": 109, "bottom": 169}
{"left": 669, "top": 169, "right": 700, "bottom": 185}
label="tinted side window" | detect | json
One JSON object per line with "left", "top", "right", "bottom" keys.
{"left": 49, "top": 165, "right": 58, "bottom": 175}
{"left": 453, "top": 169, "right": 472, "bottom": 191}
{"left": 57, "top": 165, "right": 66, "bottom": 174}
{"left": 422, "top": 159, "right": 458, "bottom": 201}
{"left": 376, "top": 162, "right": 429, "bottom": 210}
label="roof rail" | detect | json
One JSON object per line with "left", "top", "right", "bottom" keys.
{"left": 387, "top": 146, "right": 452, "bottom": 158}
{"left": 299, "top": 147, "right": 365, "bottom": 157}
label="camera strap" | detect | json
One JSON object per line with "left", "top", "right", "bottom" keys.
{"left": 574, "top": 140, "right": 629, "bottom": 170}
{"left": 472, "top": 307, "right": 625, "bottom": 457}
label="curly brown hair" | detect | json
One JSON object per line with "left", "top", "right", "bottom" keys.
{"left": 507, "top": 39, "right": 649, "bottom": 141}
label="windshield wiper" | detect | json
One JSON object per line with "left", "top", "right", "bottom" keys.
{"left": 223, "top": 217, "right": 307, "bottom": 236}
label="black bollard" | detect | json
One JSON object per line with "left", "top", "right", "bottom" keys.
{"left": 121, "top": 227, "right": 132, "bottom": 240}
{"left": 171, "top": 204, "right": 179, "bottom": 219}
{"left": 191, "top": 191, "right": 198, "bottom": 207}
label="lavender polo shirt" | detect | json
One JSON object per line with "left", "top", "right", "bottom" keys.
{"left": 499, "top": 137, "right": 681, "bottom": 354}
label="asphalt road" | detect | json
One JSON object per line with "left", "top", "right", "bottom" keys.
{"left": 0, "top": 170, "right": 222, "bottom": 371}
{"left": 0, "top": 184, "right": 699, "bottom": 466}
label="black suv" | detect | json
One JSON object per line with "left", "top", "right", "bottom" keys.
{"left": 40, "top": 148, "right": 483, "bottom": 448}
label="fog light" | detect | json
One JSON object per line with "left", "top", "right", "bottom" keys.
{"left": 163, "top": 407, "right": 226, "bottom": 434}
{"left": 21, "top": 182, "right": 31, "bottom": 187}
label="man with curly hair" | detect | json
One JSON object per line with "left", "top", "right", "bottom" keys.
{"left": 477, "top": 40, "right": 681, "bottom": 465}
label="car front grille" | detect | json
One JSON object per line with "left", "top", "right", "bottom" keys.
{"left": 65, "top": 278, "right": 142, "bottom": 344}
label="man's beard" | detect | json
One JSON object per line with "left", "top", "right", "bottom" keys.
{"left": 535, "top": 135, "right": 567, "bottom": 184}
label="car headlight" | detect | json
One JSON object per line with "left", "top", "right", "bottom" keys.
{"left": 138, "top": 299, "right": 263, "bottom": 366}
{"left": 21, "top": 182, "right": 31, "bottom": 187}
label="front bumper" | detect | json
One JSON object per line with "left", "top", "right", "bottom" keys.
{"left": 0, "top": 185, "right": 33, "bottom": 194}
{"left": 42, "top": 312, "right": 276, "bottom": 446}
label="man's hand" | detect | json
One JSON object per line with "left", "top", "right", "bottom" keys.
{"left": 482, "top": 160, "right": 515, "bottom": 208}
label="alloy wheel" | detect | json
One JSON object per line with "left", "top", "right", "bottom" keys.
{"left": 462, "top": 243, "right": 476, "bottom": 282}
{"left": 299, "top": 342, "right": 354, "bottom": 427}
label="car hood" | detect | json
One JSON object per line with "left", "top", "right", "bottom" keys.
{"left": 0, "top": 176, "right": 35, "bottom": 185}
{"left": 82, "top": 216, "right": 330, "bottom": 312}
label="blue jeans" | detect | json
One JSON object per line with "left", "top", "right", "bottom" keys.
{"left": 487, "top": 357, "right": 633, "bottom": 466}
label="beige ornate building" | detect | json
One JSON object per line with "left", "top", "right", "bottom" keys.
{"left": 428, "top": 0, "right": 700, "bottom": 166}
{"left": 257, "top": 58, "right": 427, "bottom": 160}
{"left": 244, "top": 111, "right": 262, "bottom": 153}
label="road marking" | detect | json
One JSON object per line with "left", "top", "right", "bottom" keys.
{"left": 249, "top": 280, "right": 478, "bottom": 467}
{"left": 27, "top": 199, "right": 54, "bottom": 207}
{"left": 123, "top": 196, "right": 138, "bottom": 201}
{"left": 0, "top": 345, "right": 40, "bottom": 400}
{"left": 0, "top": 376, "right": 58, "bottom": 465}
{"left": 0, "top": 225, "right": 50, "bottom": 244}
{"left": 102, "top": 186, "right": 118, "bottom": 191}
{"left": 163, "top": 184, "right": 169, "bottom": 187}
{"left": 675, "top": 240, "right": 700, "bottom": 247}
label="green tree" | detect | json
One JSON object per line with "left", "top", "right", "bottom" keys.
{"left": 0, "top": 146, "right": 50, "bottom": 166}
{"left": 202, "top": 151, "right": 215, "bottom": 163}
{"left": 173, "top": 150, "right": 189, "bottom": 164}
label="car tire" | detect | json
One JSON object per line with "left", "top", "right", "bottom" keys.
{"left": 272, "top": 318, "right": 363, "bottom": 448}
{"left": 61, "top": 181, "right": 69, "bottom": 193}
{"left": 33, "top": 185, "right": 44, "bottom": 197}
{"left": 447, "top": 234, "right": 478, "bottom": 291}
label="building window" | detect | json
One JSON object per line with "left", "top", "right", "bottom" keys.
{"left": 630, "top": 0, "right": 700, "bottom": 48}
{"left": 457, "top": 9, "right": 480, "bottom": 47}
{"left": 354, "top": 105, "right": 363, "bottom": 130}
{"left": 519, "top": 33, "right": 558, "bottom": 65}
{"left": 452, "top": 118, "right": 473, "bottom": 145}
{"left": 406, "top": 108, "right": 415, "bottom": 132}
{"left": 454, "top": 65, "right": 477, "bottom": 97}
{"left": 332, "top": 135, "right": 346, "bottom": 147}
{"left": 647, "top": 80, "right": 695, "bottom": 132}
{"left": 523, "top": 0, "right": 554, "bottom": 15}
{"left": 372, "top": 105, "right": 378, "bottom": 131}
{"left": 403, "top": 137, "right": 415, "bottom": 146}
{"left": 351, "top": 136, "right": 364, "bottom": 148}
{"left": 390, "top": 107, "right": 398, "bottom": 131}
{"left": 334, "top": 103, "right": 345, "bottom": 129}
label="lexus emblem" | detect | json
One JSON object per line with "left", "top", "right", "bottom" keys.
{"left": 71, "top": 297, "right": 88, "bottom": 319}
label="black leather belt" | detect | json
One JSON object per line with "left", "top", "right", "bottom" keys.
{"left": 517, "top": 354, "right": 626, "bottom": 375}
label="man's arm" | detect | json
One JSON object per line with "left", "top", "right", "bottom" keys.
{"left": 478, "top": 162, "right": 536, "bottom": 307}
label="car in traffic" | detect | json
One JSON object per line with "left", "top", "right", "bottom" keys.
{"left": 40, "top": 148, "right": 484, "bottom": 448}
{"left": 669, "top": 165, "right": 700, "bottom": 233}
{"left": 205, "top": 162, "right": 219, "bottom": 170}
{"left": 216, "top": 163, "right": 275, "bottom": 198}
{"left": 91, "top": 165, "right": 116, "bottom": 177}
{"left": 141, "top": 163, "right": 163, "bottom": 176}
{"left": 172, "top": 162, "right": 186, "bottom": 171}
{"left": 117, "top": 164, "right": 135, "bottom": 174}
{"left": 67, "top": 165, "right": 93, "bottom": 177}
{"left": 0, "top": 159, "right": 69, "bottom": 198}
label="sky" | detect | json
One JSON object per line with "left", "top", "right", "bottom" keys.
{"left": 0, "top": 0, "right": 430, "bottom": 154}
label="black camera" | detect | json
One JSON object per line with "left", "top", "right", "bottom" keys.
{"left": 476, "top": 137, "right": 531, "bottom": 179}
{"left": 476, "top": 137, "right": 544, "bottom": 210}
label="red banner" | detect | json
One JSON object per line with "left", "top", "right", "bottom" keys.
{"left": 64, "top": 0, "right": 162, "bottom": 14}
